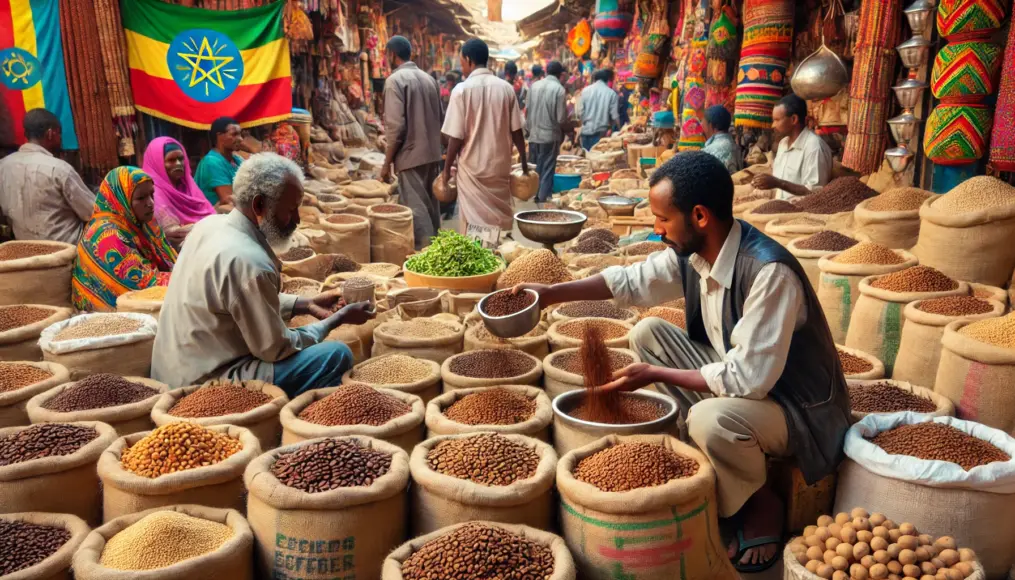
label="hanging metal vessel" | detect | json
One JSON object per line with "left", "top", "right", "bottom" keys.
{"left": 791, "top": 44, "right": 850, "bottom": 100}
{"left": 904, "top": 0, "right": 937, "bottom": 37}
{"left": 897, "top": 37, "right": 932, "bottom": 69}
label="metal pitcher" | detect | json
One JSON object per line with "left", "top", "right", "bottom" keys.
{"left": 790, "top": 45, "right": 850, "bottom": 101}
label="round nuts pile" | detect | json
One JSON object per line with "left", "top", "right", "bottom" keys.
{"left": 351, "top": 355, "right": 434, "bottom": 384}
{"left": 839, "top": 349, "right": 875, "bottom": 375}
{"left": 443, "top": 388, "right": 537, "bottom": 425}
{"left": 573, "top": 442, "right": 699, "bottom": 492}
{"left": 100, "top": 511, "right": 233, "bottom": 571}
{"left": 427, "top": 433, "right": 539, "bottom": 486}
{"left": 120, "top": 423, "right": 242, "bottom": 478}
{"left": 552, "top": 350, "right": 633, "bottom": 375}
{"left": 557, "top": 318, "right": 629, "bottom": 340}
{"left": 0, "top": 305, "right": 53, "bottom": 332}
{"left": 796, "top": 231, "right": 859, "bottom": 252}
{"left": 0, "top": 424, "right": 98, "bottom": 467}
{"left": 917, "top": 296, "right": 994, "bottom": 316}
{"left": 870, "top": 266, "right": 958, "bottom": 293}
{"left": 168, "top": 383, "right": 272, "bottom": 417}
{"left": 400, "top": 522, "right": 555, "bottom": 580}
{"left": 53, "top": 315, "right": 143, "bottom": 342}
{"left": 958, "top": 313, "right": 1015, "bottom": 350}
{"left": 848, "top": 383, "right": 937, "bottom": 414}
{"left": 557, "top": 301, "right": 633, "bottom": 320}
{"left": 298, "top": 383, "right": 411, "bottom": 426}
{"left": 832, "top": 242, "right": 905, "bottom": 266}
{"left": 933, "top": 175, "right": 1015, "bottom": 213}
{"left": 0, "top": 243, "right": 60, "bottom": 261}
{"left": 482, "top": 290, "right": 536, "bottom": 317}
{"left": 496, "top": 249, "right": 574, "bottom": 289}
{"left": 383, "top": 319, "right": 459, "bottom": 339}
{"left": 447, "top": 350, "right": 537, "bottom": 379}
{"left": 271, "top": 437, "right": 392, "bottom": 492}
{"left": 869, "top": 422, "right": 1010, "bottom": 471}
{"left": 0, "top": 519, "right": 71, "bottom": 575}
{"left": 44, "top": 374, "right": 158, "bottom": 412}
{"left": 0, "top": 363, "right": 53, "bottom": 393}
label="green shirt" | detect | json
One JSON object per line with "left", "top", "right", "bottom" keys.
{"left": 194, "top": 150, "right": 243, "bottom": 205}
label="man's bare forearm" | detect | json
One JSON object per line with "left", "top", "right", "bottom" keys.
{"left": 542, "top": 275, "right": 614, "bottom": 307}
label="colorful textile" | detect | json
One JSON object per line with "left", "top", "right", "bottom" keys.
{"left": 937, "top": 0, "right": 1006, "bottom": 41}
{"left": 733, "top": 0, "right": 794, "bottom": 129}
{"left": 72, "top": 167, "right": 177, "bottom": 312}
{"left": 705, "top": 3, "right": 740, "bottom": 112}
{"left": 142, "top": 136, "right": 215, "bottom": 227}
{"left": 266, "top": 123, "right": 301, "bottom": 162}
{"left": 120, "top": 0, "right": 291, "bottom": 129}
{"left": 568, "top": 19, "right": 592, "bottom": 57}
{"left": 633, "top": 33, "right": 669, "bottom": 79}
{"left": 194, "top": 150, "right": 243, "bottom": 206}
{"left": 594, "top": 0, "right": 632, "bottom": 42}
{"left": 923, "top": 103, "right": 993, "bottom": 165}
{"left": 0, "top": 0, "right": 77, "bottom": 148}
{"left": 931, "top": 41, "right": 1003, "bottom": 102}
{"left": 989, "top": 20, "right": 1015, "bottom": 171}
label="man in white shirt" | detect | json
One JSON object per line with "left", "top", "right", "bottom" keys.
{"left": 516, "top": 151, "right": 849, "bottom": 572}
{"left": 752, "top": 94, "right": 832, "bottom": 200}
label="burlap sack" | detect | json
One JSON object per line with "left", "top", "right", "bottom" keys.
{"left": 0, "top": 512, "right": 90, "bottom": 580}
{"left": 913, "top": 194, "right": 1015, "bottom": 286}
{"left": 318, "top": 194, "right": 351, "bottom": 214}
{"left": 935, "top": 320, "right": 1015, "bottom": 435}
{"left": 278, "top": 386, "right": 425, "bottom": 451}
{"left": 245, "top": 436, "right": 409, "bottom": 580}
{"left": 381, "top": 521, "right": 576, "bottom": 580}
{"left": 764, "top": 217, "right": 828, "bottom": 247}
{"left": 732, "top": 198, "right": 767, "bottom": 220}
{"left": 72, "top": 505, "right": 254, "bottom": 580}
{"left": 549, "top": 303, "right": 639, "bottom": 326}
{"left": 838, "top": 344, "right": 885, "bottom": 380}
{"left": 387, "top": 287, "right": 445, "bottom": 319}
{"left": 742, "top": 204, "right": 804, "bottom": 231}
{"left": 853, "top": 197, "right": 924, "bottom": 250}
{"left": 341, "top": 353, "right": 442, "bottom": 404}
{"left": 786, "top": 236, "right": 850, "bottom": 292}
{"left": 0, "top": 421, "right": 117, "bottom": 524}
{"left": 328, "top": 308, "right": 398, "bottom": 364}
{"left": 543, "top": 347, "right": 641, "bottom": 399}
{"left": 114, "top": 290, "right": 164, "bottom": 320}
{"left": 547, "top": 317, "right": 633, "bottom": 352}
{"left": 0, "top": 361, "right": 69, "bottom": 427}
{"left": 98, "top": 424, "right": 261, "bottom": 522}
{"left": 440, "top": 349, "right": 543, "bottom": 391}
{"left": 970, "top": 282, "right": 1008, "bottom": 307}
{"left": 150, "top": 380, "right": 289, "bottom": 451}
{"left": 846, "top": 378, "right": 954, "bottom": 422}
{"left": 443, "top": 291, "right": 484, "bottom": 317}
{"left": 557, "top": 434, "right": 737, "bottom": 580}
{"left": 463, "top": 321, "right": 550, "bottom": 359}
{"left": 280, "top": 276, "right": 322, "bottom": 297}
{"left": 280, "top": 253, "right": 353, "bottom": 282}
{"left": 844, "top": 275, "right": 968, "bottom": 376}
{"left": 367, "top": 204, "right": 414, "bottom": 266}
{"left": 408, "top": 432, "right": 558, "bottom": 535}
{"left": 0, "top": 305, "right": 72, "bottom": 361}
{"left": 39, "top": 313, "right": 158, "bottom": 380}
{"left": 0, "top": 241, "right": 75, "bottom": 307}
{"left": 893, "top": 298, "right": 1005, "bottom": 387}
{"left": 26, "top": 376, "right": 167, "bottom": 436}
{"left": 342, "top": 179, "right": 392, "bottom": 199}
{"left": 817, "top": 250, "right": 917, "bottom": 343}
{"left": 782, "top": 543, "right": 986, "bottom": 580}
{"left": 372, "top": 318, "right": 464, "bottom": 364}
{"left": 425, "top": 385, "right": 553, "bottom": 441}
{"left": 316, "top": 214, "right": 371, "bottom": 263}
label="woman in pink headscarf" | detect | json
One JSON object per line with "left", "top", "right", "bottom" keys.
{"left": 141, "top": 137, "right": 216, "bottom": 247}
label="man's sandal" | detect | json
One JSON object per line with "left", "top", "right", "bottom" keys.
{"left": 729, "top": 529, "right": 781, "bottom": 574}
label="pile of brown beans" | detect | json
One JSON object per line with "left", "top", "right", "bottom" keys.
{"left": 832, "top": 242, "right": 905, "bottom": 266}
{"left": 168, "top": 384, "right": 272, "bottom": 417}
{"left": 624, "top": 241, "right": 669, "bottom": 255}
{"left": 271, "top": 438, "right": 392, "bottom": 492}
{"left": 754, "top": 200, "right": 802, "bottom": 214}
{"left": 866, "top": 187, "right": 932, "bottom": 211}
{"left": 795, "top": 231, "right": 858, "bottom": 252}
{"left": 0, "top": 424, "right": 98, "bottom": 466}
{"left": 497, "top": 249, "right": 574, "bottom": 289}
{"left": 0, "top": 363, "right": 53, "bottom": 393}
{"left": 44, "top": 374, "right": 158, "bottom": 412}
{"left": 278, "top": 247, "right": 314, "bottom": 261}
{"left": 120, "top": 423, "right": 242, "bottom": 478}
{"left": 298, "top": 384, "right": 411, "bottom": 426}
{"left": 557, "top": 301, "right": 632, "bottom": 320}
{"left": 0, "top": 305, "right": 53, "bottom": 332}
{"left": 53, "top": 315, "right": 143, "bottom": 342}
{"left": 0, "top": 243, "right": 59, "bottom": 261}
{"left": 917, "top": 296, "right": 994, "bottom": 316}
{"left": 572, "top": 237, "right": 618, "bottom": 254}
{"left": 282, "top": 278, "right": 320, "bottom": 295}
{"left": 401, "top": 522, "right": 555, "bottom": 580}
{"left": 557, "top": 318, "right": 629, "bottom": 340}
{"left": 552, "top": 350, "right": 633, "bottom": 374}
{"left": 443, "top": 388, "right": 537, "bottom": 425}
{"left": 351, "top": 355, "right": 434, "bottom": 384}
{"left": 427, "top": 433, "right": 539, "bottom": 485}
{"left": 448, "top": 350, "right": 537, "bottom": 379}
{"left": 328, "top": 254, "right": 361, "bottom": 274}
{"left": 577, "top": 228, "right": 620, "bottom": 246}
{"left": 795, "top": 177, "right": 878, "bottom": 214}
{"left": 573, "top": 442, "right": 699, "bottom": 492}
{"left": 570, "top": 395, "right": 666, "bottom": 424}
{"left": 958, "top": 313, "right": 1015, "bottom": 349}
{"left": 870, "top": 266, "right": 958, "bottom": 293}
{"left": 848, "top": 382, "right": 938, "bottom": 414}
{"left": 869, "top": 422, "right": 1010, "bottom": 470}
{"left": 839, "top": 349, "right": 874, "bottom": 375}
{"left": 0, "top": 520, "right": 72, "bottom": 575}
{"left": 383, "top": 319, "right": 459, "bottom": 339}
{"left": 372, "top": 204, "right": 408, "bottom": 214}
{"left": 482, "top": 290, "right": 536, "bottom": 317}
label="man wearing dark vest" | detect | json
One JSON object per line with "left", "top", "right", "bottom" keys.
{"left": 515, "top": 150, "right": 850, "bottom": 572}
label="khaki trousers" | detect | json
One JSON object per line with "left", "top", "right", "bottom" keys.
{"left": 630, "top": 317, "right": 790, "bottom": 517}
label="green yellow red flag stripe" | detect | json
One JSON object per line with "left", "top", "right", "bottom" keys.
{"left": 124, "top": 31, "right": 289, "bottom": 86}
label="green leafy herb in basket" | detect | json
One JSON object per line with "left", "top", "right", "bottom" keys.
{"left": 405, "top": 230, "right": 502, "bottom": 277}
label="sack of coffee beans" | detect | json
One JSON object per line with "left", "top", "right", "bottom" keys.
{"left": 39, "top": 313, "right": 158, "bottom": 380}
{"left": 837, "top": 345, "right": 885, "bottom": 380}
{"left": 341, "top": 353, "right": 442, "bottom": 403}
{"left": 245, "top": 436, "right": 410, "bottom": 580}
{"left": 425, "top": 386, "right": 553, "bottom": 441}
{"left": 279, "top": 384, "right": 424, "bottom": 452}
{"left": 787, "top": 231, "right": 859, "bottom": 291}
{"left": 853, "top": 187, "right": 933, "bottom": 250}
{"left": 115, "top": 287, "right": 168, "bottom": 320}
{"left": 846, "top": 379, "right": 954, "bottom": 422}
{"left": 764, "top": 216, "right": 827, "bottom": 247}
{"left": 0, "top": 361, "right": 70, "bottom": 428}
{"left": 893, "top": 296, "right": 1005, "bottom": 387}
{"left": 381, "top": 521, "right": 576, "bottom": 580}
{"left": 26, "top": 375, "right": 167, "bottom": 436}
{"left": 0, "top": 512, "right": 90, "bottom": 580}
{"left": 72, "top": 505, "right": 254, "bottom": 580}
{"left": 372, "top": 318, "right": 465, "bottom": 364}
{"left": 0, "top": 241, "right": 76, "bottom": 308}
{"left": 547, "top": 317, "right": 633, "bottom": 352}
{"left": 150, "top": 380, "right": 288, "bottom": 451}
{"left": 0, "top": 305, "right": 72, "bottom": 361}
{"left": 440, "top": 349, "right": 543, "bottom": 391}
{"left": 834, "top": 414, "right": 1015, "bottom": 578}
{"left": 98, "top": 423, "right": 260, "bottom": 522}
{"left": 367, "top": 204, "right": 414, "bottom": 266}
{"left": 0, "top": 421, "right": 117, "bottom": 524}
{"left": 543, "top": 347, "right": 641, "bottom": 399}
{"left": 463, "top": 320, "right": 550, "bottom": 359}
{"left": 408, "top": 432, "right": 558, "bottom": 535}
{"left": 557, "top": 434, "right": 737, "bottom": 579}
{"left": 845, "top": 269, "right": 968, "bottom": 376}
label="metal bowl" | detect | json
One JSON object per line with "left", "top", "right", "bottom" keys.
{"left": 885, "top": 146, "right": 915, "bottom": 173}
{"left": 552, "top": 389, "right": 678, "bottom": 437}
{"left": 598, "top": 195, "right": 639, "bottom": 217}
{"left": 477, "top": 288, "right": 541, "bottom": 338}
{"left": 515, "top": 210, "right": 588, "bottom": 246}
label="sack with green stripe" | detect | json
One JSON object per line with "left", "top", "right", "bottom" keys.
{"left": 556, "top": 434, "right": 736, "bottom": 580}
{"left": 816, "top": 250, "right": 917, "bottom": 344}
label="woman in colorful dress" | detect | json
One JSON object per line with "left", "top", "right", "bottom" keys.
{"left": 71, "top": 166, "right": 178, "bottom": 312}
{"left": 142, "top": 137, "right": 216, "bottom": 247}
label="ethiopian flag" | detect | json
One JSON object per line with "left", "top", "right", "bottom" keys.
{"left": 0, "top": 0, "right": 77, "bottom": 149}
{"left": 121, "top": 0, "right": 291, "bottom": 129}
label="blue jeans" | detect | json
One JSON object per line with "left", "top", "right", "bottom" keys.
{"left": 273, "top": 342, "right": 353, "bottom": 398}
{"left": 581, "top": 132, "right": 607, "bottom": 151}
{"left": 529, "top": 141, "right": 561, "bottom": 202}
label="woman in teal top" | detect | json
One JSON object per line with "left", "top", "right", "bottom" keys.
{"left": 194, "top": 116, "right": 244, "bottom": 209}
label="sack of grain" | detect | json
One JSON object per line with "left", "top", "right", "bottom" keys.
{"left": 0, "top": 512, "right": 90, "bottom": 580}
{"left": 853, "top": 188, "right": 933, "bottom": 250}
{"left": 969, "top": 282, "right": 1008, "bottom": 307}
{"left": 328, "top": 309, "right": 398, "bottom": 364}
{"left": 837, "top": 344, "right": 885, "bottom": 380}
{"left": 150, "top": 380, "right": 289, "bottom": 451}
{"left": 845, "top": 271, "right": 968, "bottom": 376}
{"left": 279, "top": 385, "right": 424, "bottom": 451}
{"left": 742, "top": 201, "right": 805, "bottom": 231}
{"left": 39, "top": 313, "right": 158, "bottom": 380}
{"left": 341, "top": 353, "right": 442, "bottom": 404}
{"left": 342, "top": 179, "right": 392, "bottom": 199}
{"left": 787, "top": 232, "right": 860, "bottom": 292}
{"left": 463, "top": 321, "right": 550, "bottom": 359}
{"left": 893, "top": 297, "right": 1005, "bottom": 387}
{"left": 115, "top": 288, "right": 166, "bottom": 320}
{"left": 315, "top": 214, "right": 371, "bottom": 263}
{"left": 817, "top": 247, "right": 917, "bottom": 343}
{"left": 387, "top": 287, "right": 445, "bottom": 319}
{"left": 72, "top": 505, "right": 254, "bottom": 580}
{"left": 440, "top": 350, "right": 543, "bottom": 391}
{"left": 0, "top": 421, "right": 117, "bottom": 524}
{"left": 425, "top": 385, "right": 553, "bottom": 441}
{"left": 98, "top": 424, "right": 261, "bottom": 522}
{"left": 372, "top": 318, "right": 465, "bottom": 364}
{"left": 26, "top": 376, "right": 167, "bottom": 436}
{"left": 543, "top": 347, "right": 641, "bottom": 399}
{"left": 764, "top": 216, "right": 827, "bottom": 247}
{"left": 0, "top": 305, "right": 72, "bottom": 361}
{"left": 367, "top": 204, "right": 414, "bottom": 266}
{"left": 557, "top": 434, "right": 737, "bottom": 580}
{"left": 0, "top": 241, "right": 76, "bottom": 308}
{"left": 935, "top": 317, "right": 1015, "bottom": 435}
{"left": 846, "top": 379, "right": 954, "bottom": 422}
{"left": 510, "top": 166, "right": 539, "bottom": 201}
{"left": 549, "top": 301, "right": 639, "bottom": 326}
{"left": 0, "top": 361, "right": 70, "bottom": 427}
{"left": 245, "top": 436, "right": 409, "bottom": 580}
{"left": 834, "top": 414, "right": 1015, "bottom": 578}
{"left": 547, "top": 317, "right": 633, "bottom": 352}
{"left": 280, "top": 276, "right": 321, "bottom": 298}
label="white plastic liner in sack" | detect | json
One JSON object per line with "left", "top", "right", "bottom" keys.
{"left": 39, "top": 313, "right": 158, "bottom": 380}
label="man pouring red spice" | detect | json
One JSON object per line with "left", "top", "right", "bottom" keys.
{"left": 515, "top": 150, "right": 850, "bottom": 572}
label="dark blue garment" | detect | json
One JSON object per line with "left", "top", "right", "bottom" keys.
{"left": 529, "top": 141, "right": 560, "bottom": 202}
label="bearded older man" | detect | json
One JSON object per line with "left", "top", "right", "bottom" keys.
{"left": 152, "top": 153, "right": 374, "bottom": 396}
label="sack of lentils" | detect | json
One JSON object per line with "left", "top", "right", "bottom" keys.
{"left": 742, "top": 199, "right": 806, "bottom": 231}
{"left": 341, "top": 353, "right": 442, "bottom": 403}
{"left": 382, "top": 521, "right": 576, "bottom": 580}
{"left": 282, "top": 253, "right": 361, "bottom": 282}
{"left": 279, "top": 384, "right": 424, "bottom": 452}
{"left": 0, "top": 422, "right": 117, "bottom": 524}
{"left": 244, "top": 436, "right": 409, "bottom": 580}
{"left": 72, "top": 505, "right": 254, "bottom": 580}
{"left": 115, "top": 287, "right": 168, "bottom": 320}
{"left": 764, "top": 216, "right": 827, "bottom": 247}
{"left": 372, "top": 318, "right": 465, "bottom": 364}
{"left": 0, "top": 512, "right": 90, "bottom": 580}
{"left": 837, "top": 345, "right": 885, "bottom": 381}
{"left": 463, "top": 320, "right": 551, "bottom": 359}
{"left": 817, "top": 243, "right": 917, "bottom": 343}
{"left": 39, "top": 313, "right": 158, "bottom": 380}
{"left": 543, "top": 347, "right": 640, "bottom": 399}
{"left": 440, "top": 349, "right": 543, "bottom": 391}
{"left": 853, "top": 186, "right": 933, "bottom": 250}
{"left": 847, "top": 379, "right": 954, "bottom": 422}
{"left": 0, "top": 305, "right": 72, "bottom": 361}
{"left": 98, "top": 423, "right": 261, "bottom": 522}
{"left": 795, "top": 176, "right": 879, "bottom": 231}
{"left": 0, "top": 241, "right": 76, "bottom": 308}
{"left": 280, "top": 275, "right": 322, "bottom": 298}
{"left": 26, "top": 375, "right": 167, "bottom": 436}
{"left": 150, "top": 380, "right": 288, "bottom": 451}
{"left": 0, "top": 361, "right": 70, "bottom": 427}
{"left": 425, "top": 385, "right": 553, "bottom": 441}
{"left": 844, "top": 267, "right": 968, "bottom": 376}
{"left": 408, "top": 432, "right": 558, "bottom": 535}
{"left": 893, "top": 296, "right": 1005, "bottom": 388}
{"left": 787, "top": 231, "right": 859, "bottom": 291}
{"left": 547, "top": 317, "right": 633, "bottom": 352}
{"left": 833, "top": 414, "right": 1015, "bottom": 578}
{"left": 367, "top": 204, "right": 414, "bottom": 266}
{"left": 549, "top": 300, "right": 639, "bottom": 326}
{"left": 557, "top": 434, "right": 737, "bottom": 580}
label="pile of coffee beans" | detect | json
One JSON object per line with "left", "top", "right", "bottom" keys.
{"left": 795, "top": 177, "right": 878, "bottom": 214}
{"left": 271, "top": 438, "right": 392, "bottom": 492}
{"left": 839, "top": 349, "right": 874, "bottom": 375}
{"left": 482, "top": 290, "right": 536, "bottom": 317}
{"left": 869, "top": 422, "right": 1010, "bottom": 470}
{"left": 0, "top": 424, "right": 98, "bottom": 467}
{"left": 443, "top": 388, "right": 537, "bottom": 425}
{"left": 917, "top": 296, "right": 994, "bottom": 316}
{"left": 0, "top": 519, "right": 71, "bottom": 575}
{"left": 0, "top": 243, "right": 60, "bottom": 261}
{"left": 278, "top": 247, "right": 314, "bottom": 261}
{"left": 400, "top": 523, "right": 555, "bottom": 580}
{"left": 570, "top": 395, "right": 666, "bottom": 425}
{"left": 0, "top": 363, "right": 53, "bottom": 393}
{"left": 557, "top": 301, "right": 632, "bottom": 320}
{"left": 447, "top": 350, "right": 538, "bottom": 379}
{"left": 350, "top": 354, "right": 434, "bottom": 384}
{"left": 866, "top": 187, "right": 932, "bottom": 212}
{"left": 327, "top": 254, "right": 361, "bottom": 274}
{"left": 577, "top": 228, "right": 620, "bottom": 246}
{"left": 54, "top": 315, "right": 143, "bottom": 342}
{"left": 0, "top": 305, "right": 54, "bottom": 332}
{"left": 556, "top": 318, "right": 629, "bottom": 340}
{"left": 427, "top": 433, "right": 539, "bottom": 486}
{"left": 832, "top": 242, "right": 905, "bottom": 265}
{"left": 168, "top": 383, "right": 272, "bottom": 417}
{"left": 497, "top": 249, "right": 574, "bottom": 289}
{"left": 298, "top": 384, "right": 411, "bottom": 426}
{"left": 571, "top": 237, "right": 618, "bottom": 254}
{"left": 848, "top": 382, "right": 938, "bottom": 414}
{"left": 795, "top": 231, "right": 859, "bottom": 252}
{"left": 755, "top": 199, "right": 803, "bottom": 215}
{"left": 383, "top": 319, "right": 459, "bottom": 339}
{"left": 870, "top": 266, "right": 958, "bottom": 293}
{"left": 120, "top": 423, "right": 241, "bottom": 477}
{"left": 958, "top": 313, "right": 1015, "bottom": 350}
{"left": 624, "top": 241, "right": 669, "bottom": 255}
{"left": 573, "top": 442, "right": 699, "bottom": 491}
{"left": 551, "top": 350, "right": 633, "bottom": 374}
{"left": 44, "top": 374, "right": 159, "bottom": 412}
{"left": 521, "top": 211, "right": 576, "bottom": 222}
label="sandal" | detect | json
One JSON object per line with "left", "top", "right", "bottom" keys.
{"left": 729, "top": 529, "right": 781, "bottom": 574}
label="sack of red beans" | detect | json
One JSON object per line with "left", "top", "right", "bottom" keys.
{"left": 425, "top": 385, "right": 553, "bottom": 441}
{"left": 0, "top": 361, "right": 70, "bottom": 428}
{"left": 0, "top": 240, "right": 76, "bottom": 308}
{"left": 244, "top": 435, "right": 410, "bottom": 580}
{"left": 0, "top": 511, "right": 90, "bottom": 580}
{"left": 0, "top": 304, "right": 72, "bottom": 362}
{"left": 26, "top": 375, "right": 167, "bottom": 437}
{"left": 846, "top": 379, "right": 954, "bottom": 422}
